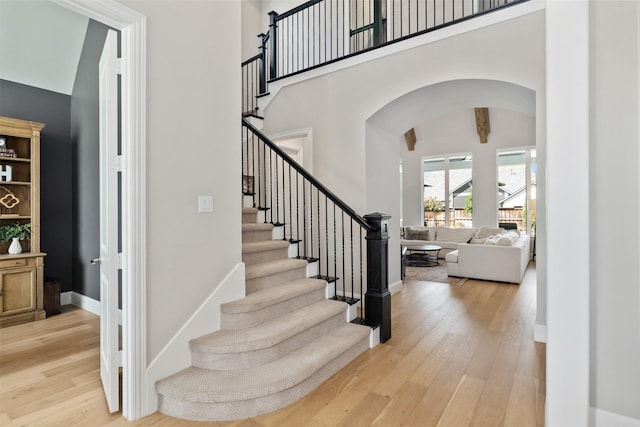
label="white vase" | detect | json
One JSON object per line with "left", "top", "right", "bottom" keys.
{"left": 8, "top": 237, "right": 22, "bottom": 254}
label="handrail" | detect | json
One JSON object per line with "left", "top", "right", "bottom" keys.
{"left": 242, "top": 117, "right": 373, "bottom": 231}
{"left": 241, "top": 53, "right": 262, "bottom": 67}
{"left": 259, "top": 0, "right": 529, "bottom": 83}
{"left": 275, "top": 0, "right": 323, "bottom": 21}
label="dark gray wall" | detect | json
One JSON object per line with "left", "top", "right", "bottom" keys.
{"left": 70, "top": 19, "right": 110, "bottom": 301}
{"left": 0, "top": 79, "right": 74, "bottom": 292}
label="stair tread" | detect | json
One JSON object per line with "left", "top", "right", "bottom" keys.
{"left": 242, "top": 223, "right": 273, "bottom": 231}
{"left": 158, "top": 323, "right": 370, "bottom": 403}
{"left": 242, "top": 240, "right": 290, "bottom": 254}
{"left": 245, "top": 258, "right": 308, "bottom": 280}
{"left": 191, "top": 299, "right": 345, "bottom": 354}
{"left": 242, "top": 207, "right": 259, "bottom": 214}
{"left": 222, "top": 278, "right": 326, "bottom": 314}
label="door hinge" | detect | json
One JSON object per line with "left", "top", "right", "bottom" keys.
{"left": 114, "top": 58, "right": 122, "bottom": 75}
{"left": 116, "top": 253, "right": 123, "bottom": 270}
{"left": 117, "top": 350, "right": 123, "bottom": 367}
{"left": 116, "top": 155, "right": 123, "bottom": 172}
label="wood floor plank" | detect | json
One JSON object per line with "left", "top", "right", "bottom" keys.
{"left": 0, "top": 265, "right": 545, "bottom": 426}
{"left": 435, "top": 374, "right": 486, "bottom": 427}
{"left": 370, "top": 381, "right": 428, "bottom": 427}
{"left": 336, "top": 392, "right": 389, "bottom": 427}
{"left": 404, "top": 355, "right": 472, "bottom": 427}
{"left": 503, "top": 373, "right": 538, "bottom": 427}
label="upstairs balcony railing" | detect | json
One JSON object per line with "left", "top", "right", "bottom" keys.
{"left": 242, "top": 0, "right": 529, "bottom": 114}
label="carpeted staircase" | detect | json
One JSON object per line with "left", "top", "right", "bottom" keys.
{"left": 156, "top": 206, "right": 372, "bottom": 421}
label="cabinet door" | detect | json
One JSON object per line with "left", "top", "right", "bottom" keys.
{"left": 0, "top": 267, "right": 36, "bottom": 316}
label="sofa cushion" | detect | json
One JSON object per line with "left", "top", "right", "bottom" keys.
{"left": 436, "top": 227, "right": 476, "bottom": 243}
{"left": 495, "top": 230, "right": 520, "bottom": 246}
{"left": 405, "top": 227, "right": 431, "bottom": 241}
{"left": 445, "top": 250, "right": 459, "bottom": 263}
{"left": 475, "top": 225, "right": 504, "bottom": 238}
{"left": 470, "top": 237, "right": 487, "bottom": 244}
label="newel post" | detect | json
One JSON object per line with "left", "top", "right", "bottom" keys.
{"left": 268, "top": 11, "right": 278, "bottom": 80}
{"left": 364, "top": 212, "right": 391, "bottom": 342}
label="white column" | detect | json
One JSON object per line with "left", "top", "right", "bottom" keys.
{"left": 545, "top": 1, "right": 590, "bottom": 426}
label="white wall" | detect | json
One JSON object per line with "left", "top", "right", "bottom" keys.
{"left": 120, "top": 0, "right": 242, "bottom": 363}
{"left": 400, "top": 107, "right": 535, "bottom": 228}
{"left": 241, "top": 0, "right": 261, "bottom": 61}
{"left": 263, "top": 8, "right": 545, "bottom": 321}
{"left": 589, "top": 1, "right": 640, "bottom": 420}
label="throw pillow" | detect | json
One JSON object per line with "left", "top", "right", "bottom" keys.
{"left": 436, "top": 227, "right": 476, "bottom": 243}
{"left": 470, "top": 237, "right": 487, "bottom": 244}
{"left": 475, "top": 225, "right": 504, "bottom": 239}
{"left": 405, "top": 227, "right": 430, "bottom": 241}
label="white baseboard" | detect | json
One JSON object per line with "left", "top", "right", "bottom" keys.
{"left": 145, "top": 263, "right": 246, "bottom": 415}
{"left": 61, "top": 291, "right": 123, "bottom": 325}
{"left": 389, "top": 280, "right": 403, "bottom": 295}
{"left": 534, "top": 323, "right": 547, "bottom": 343}
{"left": 591, "top": 407, "right": 640, "bottom": 427}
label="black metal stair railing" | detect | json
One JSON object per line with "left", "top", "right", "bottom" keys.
{"left": 242, "top": 118, "right": 391, "bottom": 341}
{"left": 263, "top": 0, "right": 529, "bottom": 81}
{"left": 241, "top": 0, "right": 529, "bottom": 115}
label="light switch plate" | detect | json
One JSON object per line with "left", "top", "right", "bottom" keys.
{"left": 198, "top": 195, "right": 214, "bottom": 213}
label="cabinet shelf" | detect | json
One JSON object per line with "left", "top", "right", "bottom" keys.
{"left": 0, "top": 157, "right": 31, "bottom": 163}
{"left": 0, "top": 116, "right": 45, "bottom": 328}
{"left": 0, "top": 181, "right": 30, "bottom": 186}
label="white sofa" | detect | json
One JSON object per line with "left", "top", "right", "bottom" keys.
{"left": 445, "top": 231, "right": 531, "bottom": 284}
{"left": 400, "top": 226, "right": 477, "bottom": 259}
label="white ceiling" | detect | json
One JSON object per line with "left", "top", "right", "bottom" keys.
{"left": 0, "top": 0, "right": 89, "bottom": 95}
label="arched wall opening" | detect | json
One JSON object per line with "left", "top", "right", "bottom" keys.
{"left": 365, "top": 78, "right": 545, "bottom": 336}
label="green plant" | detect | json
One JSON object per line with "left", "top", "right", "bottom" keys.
{"left": 424, "top": 197, "right": 444, "bottom": 212}
{"left": 0, "top": 222, "right": 31, "bottom": 243}
{"left": 464, "top": 193, "right": 473, "bottom": 213}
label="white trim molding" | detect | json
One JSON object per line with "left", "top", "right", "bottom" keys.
{"left": 145, "top": 263, "right": 246, "bottom": 414}
{"left": 60, "top": 291, "right": 123, "bottom": 324}
{"left": 591, "top": 407, "right": 640, "bottom": 427}
{"left": 51, "top": 0, "right": 147, "bottom": 421}
{"left": 534, "top": 323, "right": 547, "bottom": 343}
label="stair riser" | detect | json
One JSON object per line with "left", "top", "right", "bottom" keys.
{"left": 159, "top": 335, "right": 370, "bottom": 422}
{"left": 242, "top": 213, "right": 257, "bottom": 224}
{"left": 242, "top": 229, "right": 273, "bottom": 243}
{"left": 246, "top": 267, "right": 308, "bottom": 294}
{"left": 221, "top": 287, "right": 326, "bottom": 330}
{"left": 192, "top": 310, "right": 346, "bottom": 371}
{"left": 242, "top": 247, "right": 290, "bottom": 265}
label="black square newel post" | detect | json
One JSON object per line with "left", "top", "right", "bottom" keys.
{"left": 364, "top": 212, "right": 391, "bottom": 343}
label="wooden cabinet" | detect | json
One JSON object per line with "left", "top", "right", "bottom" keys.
{"left": 0, "top": 117, "right": 46, "bottom": 327}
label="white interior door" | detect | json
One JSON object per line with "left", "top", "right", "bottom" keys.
{"left": 98, "top": 29, "right": 120, "bottom": 413}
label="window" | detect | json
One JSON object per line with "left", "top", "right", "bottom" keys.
{"left": 423, "top": 155, "right": 473, "bottom": 228}
{"left": 497, "top": 149, "right": 536, "bottom": 235}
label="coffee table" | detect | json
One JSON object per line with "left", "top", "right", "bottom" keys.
{"left": 403, "top": 244, "right": 442, "bottom": 267}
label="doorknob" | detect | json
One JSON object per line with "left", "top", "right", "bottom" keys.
{"left": 91, "top": 258, "right": 102, "bottom": 265}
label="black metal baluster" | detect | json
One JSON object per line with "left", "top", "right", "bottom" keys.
{"left": 350, "top": 217, "right": 354, "bottom": 313}
{"left": 269, "top": 147, "right": 274, "bottom": 223}
{"left": 295, "top": 169, "right": 300, "bottom": 257}
{"left": 280, "top": 155, "right": 286, "bottom": 235}
{"left": 303, "top": 177, "right": 307, "bottom": 258}
{"left": 359, "top": 226, "right": 364, "bottom": 321}
{"left": 288, "top": 164, "right": 293, "bottom": 242}
{"left": 305, "top": 181, "right": 314, "bottom": 258}
{"left": 317, "top": 188, "right": 322, "bottom": 276}
{"left": 324, "top": 193, "right": 329, "bottom": 281}
{"left": 333, "top": 201, "right": 337, "bottom": 298}
{"left": 334, "top": 210, "right": 344, "bottom": 296}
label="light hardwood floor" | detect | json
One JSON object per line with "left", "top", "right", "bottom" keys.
{"left": 0, "top": 264, "right": 544, "bottom": 426}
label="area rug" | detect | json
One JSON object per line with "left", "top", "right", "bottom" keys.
{"left": 404, "top": 264, "right": 467, "bottom": 286}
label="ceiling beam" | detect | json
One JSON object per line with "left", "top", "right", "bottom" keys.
{"left": 474, "top": 107, "right": 491, "bottom": 144}
{"left": 404, "top": 128, "right": 417, "bottom": 151}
